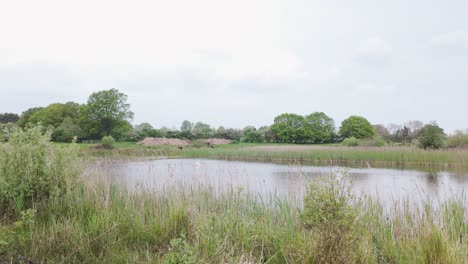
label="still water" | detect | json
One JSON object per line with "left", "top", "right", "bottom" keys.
{"left": 96, "top": 158, "right": 468, "bottom": 207}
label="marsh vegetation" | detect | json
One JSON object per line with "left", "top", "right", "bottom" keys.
{"left": 1, "top": 127, "right": 467, "bottom": 263}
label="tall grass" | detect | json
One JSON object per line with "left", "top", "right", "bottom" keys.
{"left": 177, "top": 144, "right": 468, "bottom": 168}
{"left": 1, "top": 129, "right": 467, "bottom": 263}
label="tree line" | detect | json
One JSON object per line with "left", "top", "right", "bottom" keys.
{"left": 1, "top": 89, "right": 466, "bottom": 149}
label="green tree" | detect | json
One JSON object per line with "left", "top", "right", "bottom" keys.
{"left": 271, "top": 113, "right": 306, "bottom": 143}
{"left": 214, "top": 127, "right": 242, "bottom": 141}
{"left": 339, "top": 116, "right": 375, "bottom": 139}
{"left": 28, "top": 102, "right": 82, "bottom": 128}
{"left": 304, "top": 112, "right": 335, "bottom": 143}
{"left": 17, "top": 107, "right": 44, "bottom": 128}
{"left": 373, "top": 124, "right": 390, "bottom": 140}
{"left": 241, "top": 129, "right": 264, "bottom": 143}
{"left": 52, "top": 117, "right": 84, "bottom": 142}
{"left": 417, "top": 122, "right": 445, "bottom": 149}
{"left": 84, "top": 89, "right": 134, "bottom": 137}
{"left": 0, "top": 113, "right": 20, "bottom": 124}
{"left": 193, "top": 122, "right": 213, "bottom": 138}
{"left": 180, "top": 120, "right": 194, "bottom": 131}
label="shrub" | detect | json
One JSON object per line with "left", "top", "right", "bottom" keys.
{"left": 446, "top": 130, "right": 468, "bottom": 148}
{"left": 0, "top": 123, "right": 19, "bottom": 142}
{"left": 0, "top": 126, "right": 79, "bottom": 216}
{"left": 358, "top": 136, "right": 386, "bottom": 147}
{"left": 101, "top": 136, "right": 115, "bottom": 149}
{"left": 417, "top": 123, "right": 445, "bottom": 149}
{"left": 301, "top": 176, "right": 360, "bottom": 263}
{"left": 342, "top": 137, "right": 359, "bottom": 147}
{"left": 339, "top": 116, "right": 375, "bottom": 139}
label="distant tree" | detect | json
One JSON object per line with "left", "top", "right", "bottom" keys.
{"left": 193, "top": 122, "right": 213, "bottom": 138}
{"left": 52, "top": 117, "right": 84, "bottom": 142}
{"left": 404, "top": 120, "right": 424, "bottom": 135}
{"left": 393, "top": 126, "right": 412, "bottom": 143}
{"left": 242, "top": 129, "right": 264, "bottom": 143}
{"left": 258, "top": 126, "right": 275, "bottom": 142}
{"left": 271, "top": 113, "right": 306, "bottom": 143}
{"left": 417, "top": 122, "right": 445, "bottom": 149}
{"left": 446, "top": 130, "right": 468, "bottom": 148}
{"left": 242, "top": 126, "right": 256, "bottom": 133}
{"left": 339, "top": 116, "right": 375, "bottom": 139}
{"left": 84, "top": 89, "right": 134, "bottom": 137}
{"left": 134, "top": 123, "right": 162, "bottom": 138}
{"left": 17, "top": 107, "right": 44, "bottom": 128}
{"left": 304, "top": 112, "right": 335, "bottom": 143}
{"left": 135, "top": 122, "right": 154, "bottom": 132}
{"left": 373, "top": 124, "right": 390, "bottom": 139}
{"left": 0, "top": 113, "right": 20, "bottom": 124}
{"left": 28, "top": 102, "right": 82, "bottom": 128}
{"left": 180, "top": 120, "right": 194, "bottom": 131}
{"left": 386, "top": 123, "right": 401, "bottom": 135}
{"left": 214, "top": 127, "right": 242, "bottom": 141}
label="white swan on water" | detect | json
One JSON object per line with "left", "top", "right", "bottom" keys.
{"left": 193, "top": 160, "right": 201, "bottom": 167}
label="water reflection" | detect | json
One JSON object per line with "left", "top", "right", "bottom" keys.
{"left": 92, "top": 158, "right": 468, "bottom": 209}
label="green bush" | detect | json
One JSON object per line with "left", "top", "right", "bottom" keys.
{"left": 417, "top": 123, "right": 445, "bottom": 149}
{"left": 342, "top": 137, "right": 359, "bottom": 147}
{"left": 101, "top": 136, "right": 115, "bottom": 149}
{"left": 0, "top": 126, "right": 79, "bottom": 216}
{"left": 301, "top": 176, "right": 360, "bottom": 263}
{"left": 358, "top": 136, "right": 386, "bottom": 147}
{"left": 446, "top": 130, "right": 468, "bottom": 148}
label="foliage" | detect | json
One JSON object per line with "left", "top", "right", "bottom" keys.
{"left": 180, "top": 120, "right": 194, "bottom": 131}
{"left": 0, "top": 113, "right": 19, "bottom": 124}
{"left": 342, "top": 137, "right": 359, "bottom": 147}
{"left": 164, "top": 236, "right": 197, "bottom": 264}
{"left": 301, "top": 176, "right": 360, "bottom": 263}
{"left": 0, "top": 123, "right": 19, "bottom": 142}
{"left": 28, "top": 102, "right": 82, "bottom": 128}
{"left": 52, "top": 117, "right": 84, "bottom": 142}
{"left": 192, "top": 122, "right": 213, "bottom": 139}
{"left": 101, "top": 136, "right": 116, "bottom": 149}
{"left": 0, "top": 126, "right": 79, "bottom": 216}
{"left": 271, "top": 113, "right": 306, "bottom": 143}
{"left": 339, "top": 116, "right": 375, "bottom": 139}
{"left": 373, "top": 124, "right": 390, "bottom": 139}
{"left": 16, "top": 107, "right": 44, "bottom": 128}
{"left": 446, "top": 130, "right": 468, "bottom": 148}
{"left": 84, "top": 88, "right": 134, "bottom": 137}
{"left": 304, "top": 112, "right": 335, "bottom": 143}
{"left": 241, "top": 128, "right": 264, "bottom": 143}
{"left": 214, "top": 127, "right": 242, "bottom": 141}
{"left": 417, "top": 122, "right": 445, "bottom": 149}
{"left": 358, "top": 136, "right": 386, "bottom": 147}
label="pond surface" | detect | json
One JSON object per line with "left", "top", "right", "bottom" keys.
{"left": 96, "top": 158, "right": 468, "bottom": 208}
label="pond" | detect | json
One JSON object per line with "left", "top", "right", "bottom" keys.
{"left": 94, "top": 158, "right": 468, "bottom": 208}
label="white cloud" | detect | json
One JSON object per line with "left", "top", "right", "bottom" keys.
{"left": 431, "top": 30, "right": 468, "bottom": 49}
{"left": 1, "top": 1, "right": 468, "bottom": 132}
{"left": 353, "top": 37, "right": 392, "bottom": 66}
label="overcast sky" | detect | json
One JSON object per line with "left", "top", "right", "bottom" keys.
{"left": 1, "top": 0, "right": 467, "bottom": 132}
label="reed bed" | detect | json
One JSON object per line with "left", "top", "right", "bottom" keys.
{"left": 177, "top": 144, "right": 468, "bottom": 168}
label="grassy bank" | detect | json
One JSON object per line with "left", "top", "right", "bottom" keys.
{"left": 72, "top": 141, "right": 468, "bottom": 169}
{"left": 1, "top": 129, "right": 467, "bottom": 263}
{"left": 176, "top": 143, "right": 468, "bottom": 168}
